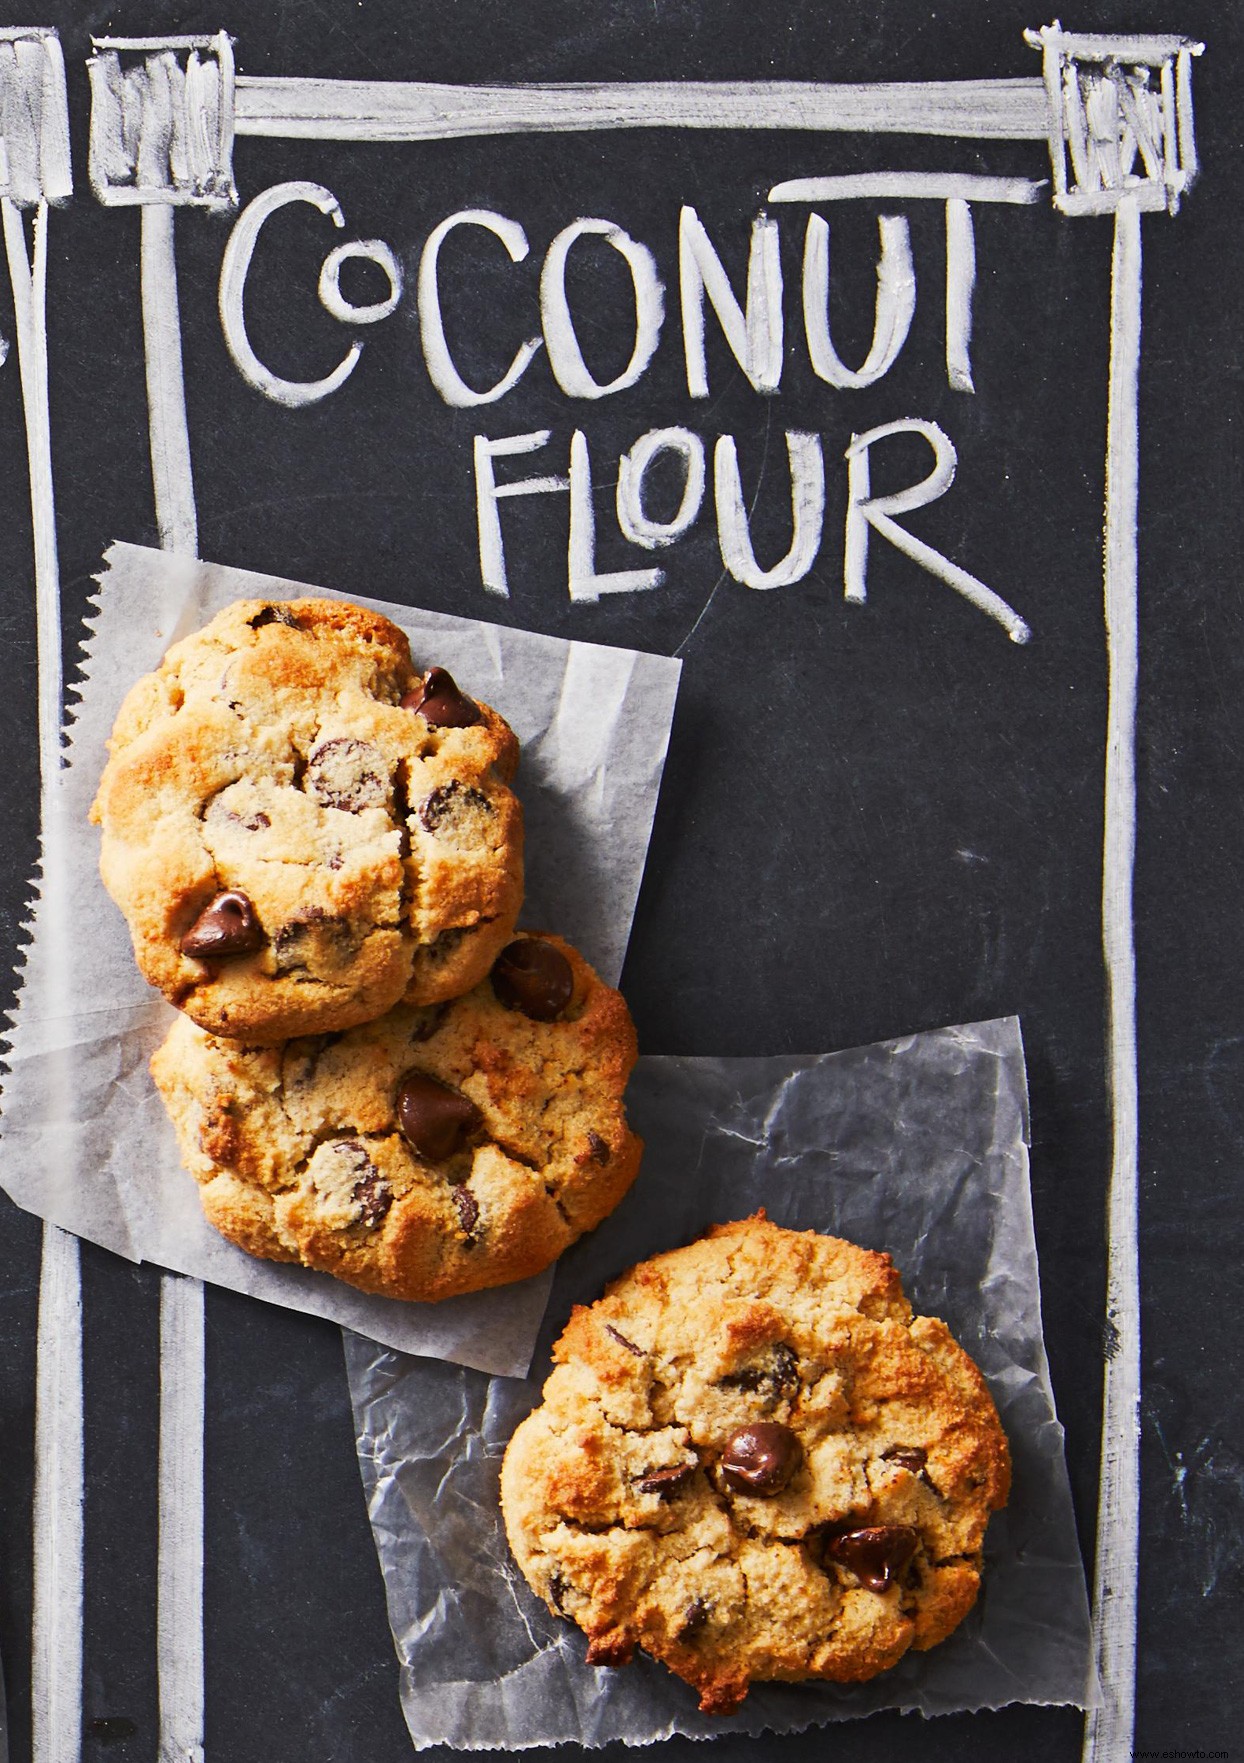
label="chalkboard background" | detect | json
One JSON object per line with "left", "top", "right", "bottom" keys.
{"left": 0, "top": 1, "right": 1237, "bottom": 1757}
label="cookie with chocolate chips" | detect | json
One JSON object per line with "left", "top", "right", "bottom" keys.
{"left": 91, "top": 596, "right": 524, "bottom": 1041}
{"left": 500, "top": 1214, "right": 1010, "bottom": 1714}
{"left": 150, "top": 934, "right": 641, "bottom": 1302}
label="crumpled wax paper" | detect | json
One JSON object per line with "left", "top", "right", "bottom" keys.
{"left": 345, "top": 1018, "right": 1095, "bottom": 1750}
{"left": 0, "top": 543, "right": 680, "bottom": 1374}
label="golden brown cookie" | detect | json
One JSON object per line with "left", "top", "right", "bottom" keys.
{"left": 500, "top": 1215, "right": 1010, "bottom": 1713}
{"left": 91, "top": 597, "right": 524, "bottom": 1041}
{"left": 151, "top": 934, "right": 641, "bottom": 1302}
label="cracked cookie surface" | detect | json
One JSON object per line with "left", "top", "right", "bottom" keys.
{"left": 151, "top": 934, "right": 641, "bottom": 1302}
{"left": 500, "top": 1215, "right": 1010, "bottom": 1714}
{"left": 91, "top": 596, "right": 523, "bottom": 1041}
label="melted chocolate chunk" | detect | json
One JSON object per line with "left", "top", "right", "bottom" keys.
{"left": 604, "top": 1322, "right": 644, "bottom": 1357}
{"left": 547, "top": 1570, "right": 571, "bottom": 1616}
{"left": 491, "top": 939, "right": 574, "bottom": 1021}
{"left": 720, "top": 1422, "right": 803, "bottom": 1495}
{"left": 401, "top": 666, "right": 481, "bottom": 728}
{"left": 635, "top": 1462, "right": 695, "bottom": 1497}
{"left": 248, "top": 604, "right": 301, "bottom": 629}
{"left": 351, "top": 1167, "right": 393, "bottom": 1229}
{"left": 396, "top": 1071, "right": 482, "bottom": 1161}
{"left": 305, "top": 737, "right": 388, "bottom": 812}
{"left": 452, "top": 1185, "right": 480, "bottom": 1243}
{"left": 821, "top": 1525, "right": 919, "bottom": 1592}
{"left": 586, "top": 1130, "right": 611, "bottom": 1165}
{"left": 179, "top": 890, "right": 265, "bottom": 959}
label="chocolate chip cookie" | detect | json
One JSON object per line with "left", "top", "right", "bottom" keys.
{"left": 151, "top": 935, "right": 641, "bottom": 1302}
{"left": 91, "top": 597, "right": 524, "bottom": 1041}
{"left": 500, "top": 1215, "right": 1010, "bottom": 1713}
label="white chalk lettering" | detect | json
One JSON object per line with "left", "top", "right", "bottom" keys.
{"left": 616, "top": 426, "right": 706, "bottom": 547}
{"left": 679, "top": 205, "right": 783, "bottom": 397}
{"left": 569, "top": 430, "right": 664, "bottom": 601}
{"left": 219, "top": 181, "right": 363, "bottom": 408}
{"left": 420, "top": 210, "right": 542, "bottom": 408}
{"left": 843, "top": 418, "right": 1029, "bottom": 640}
{"left": 318, "top": 237, "right": 403, "bottom": 324}
{"left": 541, "top": 218, "right": 664, "bottom": 399}
{"left": 714, "top": 430, "right": 825, "bottom": 589}
{"left": 803, "top": 213, "right": 916, "bottom": 389}
{"left": 473, "top": 429, "right": 568, "bottom": 597}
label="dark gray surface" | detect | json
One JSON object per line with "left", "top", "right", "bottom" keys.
{"left": 0, "top": 1, "right": 1237, "bottom": 1757}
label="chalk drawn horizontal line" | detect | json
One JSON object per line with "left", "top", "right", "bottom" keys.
{"left": 233, "top": 77, "right": 1049, "bottom": 142}
{"left": 92, "top": 33, "right": 224, "bottom": 50}
{"left": 769, "top": 172, "right": 1045, "bottom": 203}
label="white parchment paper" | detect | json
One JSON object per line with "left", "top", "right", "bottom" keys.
{"left": 0, "top": 544, "right": 680, "bottom": 1375}
{"left": 345, "top": 1019, "right": 1094, "bottom": 1749}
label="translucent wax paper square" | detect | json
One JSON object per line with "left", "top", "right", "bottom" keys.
{"left": 345, "top": 1020, "right": 1094, "bottom": 1749}
{"left": 0, "top": 544, "right": 680, "bottom": 1374}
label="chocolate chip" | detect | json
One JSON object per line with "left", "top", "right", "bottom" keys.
{"left": 452, "top": 1185, "right": 480, "bottom": 1243}
{"left": 491, "top": 939, "right": 574, "bottom": 1021}
{"left": 242, "top": 811, "right": 270, "bottom": 830}
{"left": 314, "top": 1138, "right": 385, "bottom": 1219}
{"left": 635, "top": 1463, "right": 695, "bottom": 1497}
{"left": 352, "top": 1167, "right": 393, "bottom": 1228}
{"left": 396, "top": 1071, "right": 482, "bottom": 1161}
{"left": 882, "top": 1446, "right": 928, "bottom": 1475}
{"left": 586, "top": 1130, "right": 611, "bottom": 1165}
{"left": 678, "top": 1598, "right": 709, "bottom": 1638}
{"left": 604, "top": 1322, "right": 644, "bottom": 1357}
{"left": 880, "top": 1444, "right": 940, "bottom": 1493}
{"left": 422, "top": 926, "right": 470, "bottom": 967}
{"left": 821, "top": 1525, "right": 919, "bottom": 1592}
{"left": 720, "top": 1422, "right": 802, "bottom": 1495}
{"left": 721, "top": 1342, "right": 800, "bottom": 1398}
{"left": 547, "top": 1570, "right": 571, "bottom": 1616}
{"left": 418, "top": 780, "right": 494, "bottom": 839}
{"left": 272, "top": 911, "right": 356, "bottom": 975}
{"left": 400, "top": 666, "right": 481, "bottom": 728}
{"left": 248, "top": 604, "right": 301, "bottom": 629}
{"left": 305, "top": 738, "right": 388, "bottom": 812}
{"left": 179, "top": 891, "right": 265, "bottom": 959}
{"left": 408, "top": 1004, "right": 448, "bottom": 1042}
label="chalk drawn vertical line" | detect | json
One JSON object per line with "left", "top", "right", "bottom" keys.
{"left": 144, "top": 185, "right": 206, "bottom": 1763}
{"left": 157, "top": 1275, "right": 206, "bottom": 1763}
{"left": 141, "top": 205, "right": 198, "bottom": 556}
{"left": 1083, "top": 192, "right": 1142, "bottom": 1763}
{"left": 2, "top": 198, "right": 62, "bottom": 789}
{"left": 91, "top": 34, "right": 213, "bottom": 1751}
{"left": 4, "top": 186, "right": 83, "bottom": 1763}
{"left": 32, "top": 1225, "right": 83, "bottom": 1763}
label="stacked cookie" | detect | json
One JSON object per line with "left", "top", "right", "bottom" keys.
{"left": 91, "top": 597, "right": 642, "bottom": 1301}
{"left": 92, "top": 595, "right": 1013, "bottom": 1716}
